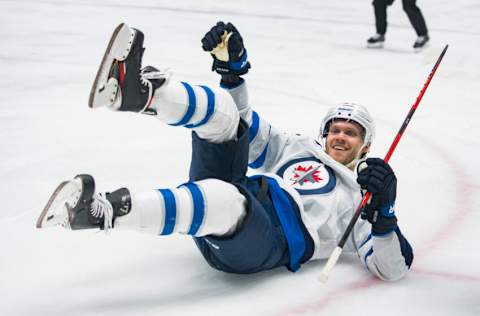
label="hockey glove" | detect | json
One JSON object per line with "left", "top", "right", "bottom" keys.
{"left": 357, "top": 158, "right": 398, "bottom": 235}
{"left": 201, "top": 21, "right": 251, "bottom": 76}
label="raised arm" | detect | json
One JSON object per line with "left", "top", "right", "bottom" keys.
{"left": 201, "top": 21, "right": 293, "bottom": 172}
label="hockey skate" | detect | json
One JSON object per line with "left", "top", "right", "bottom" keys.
{"left": 36, "top": 175, "right": 131, "bottom": 230}
{"left": 367, "top": 34, "right": 385, "bottom": 48}
{"left": 88, "top": 23, "right": 165, "bottom": 113}
{"left": 413, "top": 35, "right": 430, "bottom": 51}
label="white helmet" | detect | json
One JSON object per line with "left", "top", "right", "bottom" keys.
{"left": 318, "top": 102, "right": 375, "bottom": 147}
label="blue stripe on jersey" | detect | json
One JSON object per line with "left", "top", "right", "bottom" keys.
{"left": 248, "top": 142, "right": 268, "bottom": 169}
{"left": 265, "top": 177, "right": 305, "bottom": 272}
{"left": 248, "top": 111, "right": 260, "bottom": 142}
{"left": 364, "top": 247, "right": 374, "bottom": 266}
{"left": 395, "top": 227, "right": 414, "bottom": 268}
{"left": 359, "top": 234, "right": 372, "bottom": 249}
{"left": 158, "top": 189, "right": 176, "bottom": 235}
{"left": 185, "top": 85, "right": 215, "bottom": 128}
{"left": 248, "top": 124, "right": 271, "bottom": 169}
{"left": 169, "top": 82, "right": 196, "bottom": 126}
{"left": 181, "top": 183, "right": 205, "bottom": 235}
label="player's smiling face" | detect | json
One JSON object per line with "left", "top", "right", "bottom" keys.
{"left": 325, "top": 120, "right": 368, "bottom": 167}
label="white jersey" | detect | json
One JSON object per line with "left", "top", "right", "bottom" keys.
{"left": 227, "top": 82, "right": 411, "bottom": 281}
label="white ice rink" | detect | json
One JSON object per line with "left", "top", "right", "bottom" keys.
{"left": 1, "top": 0, "right": 479, "bottom": 315}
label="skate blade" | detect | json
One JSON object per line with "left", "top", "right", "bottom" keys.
{"left": 367, "top": 42, "right": 384, "bottom": 49}
{"left": 414, "top": 43, "right": 430, "bottom": 53}
{"left": 36, "top": 179, "right": 82, "bottom": 229}
{"left": 88, "top": 23, "right": 136, "bottom": 109}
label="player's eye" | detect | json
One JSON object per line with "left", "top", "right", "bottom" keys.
{"left": 345, "top": 129, "right": 359, "bottom": 137}
{"left": 329, "top": 127, "right": 341, "bottom": 135}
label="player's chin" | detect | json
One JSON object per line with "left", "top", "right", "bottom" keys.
{"left": 329, "top": 149, "right": 352, "bottom": 165}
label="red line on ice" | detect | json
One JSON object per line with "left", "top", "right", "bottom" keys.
{"left": 412, "top": 268, "right": 480, "bottom": 282}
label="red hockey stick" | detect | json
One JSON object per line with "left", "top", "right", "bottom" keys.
{"left": 319, "top": 44, "right": 449, "bottom": 282}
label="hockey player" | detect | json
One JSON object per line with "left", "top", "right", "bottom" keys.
{"left": 37, "top": 22, "right": 413, "bottom": 280}
{"left": 367, "top": 0, "right": 430, "bottom": 50}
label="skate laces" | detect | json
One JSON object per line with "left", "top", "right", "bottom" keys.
{"left": 90, "top": 193, "right": 114, "bottom": 232}
{"left": 140, "top": 67, "right": 171, "bottom": 83}
{"left": 139, "top": 67, "right": 171, "bottom": 112}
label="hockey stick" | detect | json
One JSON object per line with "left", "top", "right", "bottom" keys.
{"left": 319, "top": 44, "right": 449, "bottom": 283}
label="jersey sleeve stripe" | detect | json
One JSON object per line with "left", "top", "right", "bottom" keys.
{"left": 248, "top": 140, "right": 269, "bottom": 169}
{"left": 395, "top": 227, "right": 414, "bottom": 268}
{"left": 248, "top": 111, "right": 260, "bottom": 142}
{"left": 158, "top": 189, "right": 177, "bottom": 235}
{"left": 359, "top": 233, "right": 372, "bottom": 249}
{"left": 363, "top": 247, "right": 374, "bottom": 266}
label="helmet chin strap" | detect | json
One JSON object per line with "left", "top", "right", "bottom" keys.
{"left": 345, "top": 143, "right": 369, "bottom": 171}
{"left": 345, "top": 157, "right": 360, "bottom": 171}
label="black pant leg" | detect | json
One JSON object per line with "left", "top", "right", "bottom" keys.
{"left": 189, "top": 119, "right": 249, "bottom": 186}
{"left": 402, "top": 0, "right": 428, "bottom": 36}
{"left": 372, "top": 0, "right": 391, "bottom": 35}
{"left": 187, "top": 120, "right": 294, "bottom": 273}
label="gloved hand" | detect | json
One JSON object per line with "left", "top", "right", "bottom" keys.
{"left": 357, "top": 158, "right": 398, "bottom": 235}
{"left": 201, "top": 21, "right": 250, "bottom": 76}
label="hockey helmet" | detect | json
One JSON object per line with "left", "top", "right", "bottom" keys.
{"left": 318, "top": 102, "right": 375, "bottom": 147}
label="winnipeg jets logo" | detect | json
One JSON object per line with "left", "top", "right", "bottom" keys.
{"left": 277, "top": 157, "right": 336, "bottom": 195}
{"left": 291, "top": 165, "right": 323, "bottom": 185}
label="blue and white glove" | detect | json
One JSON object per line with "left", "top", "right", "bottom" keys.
{"left": 357, "top": 158, "right": 398, "bottom": 236}
{"left": 201, "top": 21, "right": 250, "bottom": 76}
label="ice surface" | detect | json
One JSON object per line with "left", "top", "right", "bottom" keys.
{"left": 1, "top": 0, "right": 479, "bottom": 315}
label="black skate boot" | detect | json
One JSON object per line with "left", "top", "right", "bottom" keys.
{"left": 367, "top": 34, "right": 385, "bottom": 48}
{"left": 88, "top": 23, "right": 166, "bottom": 113}
{"left": 37, "top": 175, "right": 132, "bottom": 230}
{"left": 413, "top": 35, "right": 430, "bottom": 50}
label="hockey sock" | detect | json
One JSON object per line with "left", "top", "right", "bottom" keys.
{"left": 114, "top": 179, "right": 247, "bottom": 237}
{"left": 149, "top": 80, "right": 240, "bottom": 143}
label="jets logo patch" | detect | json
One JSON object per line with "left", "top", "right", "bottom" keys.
{"left": 277, "top": 157, "right": 336, "bottom": 195}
